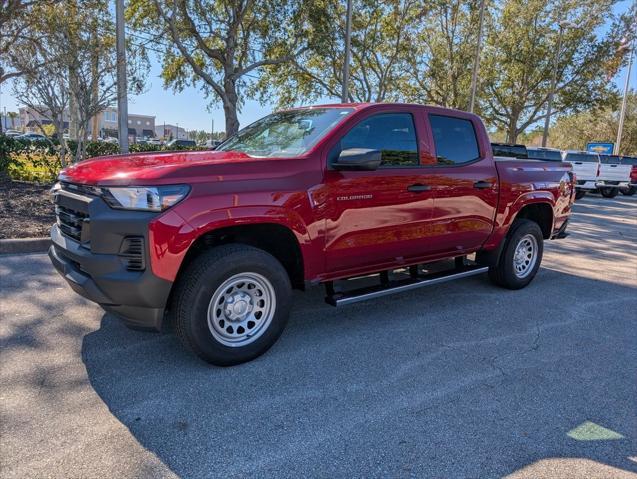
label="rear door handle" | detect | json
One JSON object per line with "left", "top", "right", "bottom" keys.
{"left": 407, "top": 183, "right": 431, "bottom": 193}
{"left": 473, "top": 181, "right": 493, "bottom": 189}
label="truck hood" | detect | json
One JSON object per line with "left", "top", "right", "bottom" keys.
{"left": 58, "top": 150, "right": 280, "bottom": 185}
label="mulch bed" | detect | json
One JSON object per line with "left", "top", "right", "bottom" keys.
{"left": 0, "top": 173, "right": 55, "bottom": 239}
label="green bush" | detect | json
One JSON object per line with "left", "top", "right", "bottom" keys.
{"left": 1, "top": 134, "right": 205, "bottom": 183}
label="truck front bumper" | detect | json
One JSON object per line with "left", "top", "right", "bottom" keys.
{"left": 49, "top": 188, "right": 174, "bottom": 331}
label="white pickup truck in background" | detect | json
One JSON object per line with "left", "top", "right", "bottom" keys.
{"left": 597, "top": 154, "right": 632, "bottom": 198}
{"left": 564, "top": 150, "right": 600, "bottom": 200}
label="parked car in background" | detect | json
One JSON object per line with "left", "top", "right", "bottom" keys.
{"left": 527, "top": 147, "right": 563, "bottom": 162}
{"left": 596, "top": 154, "right": 631, "bottom": 198}
{"left": 491, "top": 143, "right": 528, "bottom": 159}
{"left": 147, "top": 138, "right": 162, "bottom": 146}
{"left": 3, "top": 129, "right": 23, "bottom": 137}
{"left": 563, "top": 150, "right": 600, "bottom": 200}
{"left": 619, "top": 155, "right": 637, "bottom": 196}
{"left": 16, "top": 132, "right": 48, "bottom": 141}
{"left": 203, "top": 139, "right": 223, "bottom": 149}
{"left": 167, "top": 139, "right": 197, "bottom": 148}
{"left": 49, "top": 103, "right": 575, "bottom": 365}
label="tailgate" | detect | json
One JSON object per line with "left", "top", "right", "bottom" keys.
{"left": 598, "top": 164, "right": 631, "bottom": 182}
{"left": 572, "top": 161, "right": 598, "bottom": 181}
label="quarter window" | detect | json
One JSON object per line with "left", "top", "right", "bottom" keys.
{"left": 337, "top": 113, "right": 419, "bottom": 167}
{"left": 429, "top": 114, "right": 480, "bottom": 165}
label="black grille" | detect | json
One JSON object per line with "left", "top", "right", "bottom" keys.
{"left": 55, "top": 204, "right": 88, "bottom": 242}
{"left": 119, "top": 237, "right": 145, "bottom": 271}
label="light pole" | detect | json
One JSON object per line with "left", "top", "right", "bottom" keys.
{"left": 615, "top": 36, "right": 634, "bottom": 155}
{"left": 469, "top": 0, "right": 486, "bottom": 113}
{"left": 341, "top": 0, "right": 353, "bottom": 103}
{"left": 542, "top": 21, "right": 574, "bottom": 147}
{"left": 115, "top": 0, "right": 129, "bottom": 153}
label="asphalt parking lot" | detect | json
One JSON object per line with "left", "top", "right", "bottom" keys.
{"left": 1, "top": 194, "right": 636, "bottom": 478}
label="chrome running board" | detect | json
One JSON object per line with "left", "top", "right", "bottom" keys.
{"left": 325, "top": 264, "right": 489, "bottom": 307}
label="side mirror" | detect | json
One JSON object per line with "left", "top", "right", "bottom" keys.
{"left": 332, "top": 148, "right": 382, "bottom": 171}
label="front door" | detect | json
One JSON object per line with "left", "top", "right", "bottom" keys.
{"left": 322, "top": 110, "right": 436, "bottom": 276}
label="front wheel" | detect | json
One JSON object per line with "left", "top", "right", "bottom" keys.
{"left": 174, "top": 244, "right": 292, "bottom": 366}
{"left": 488, "top": 219, "right": 544, "bottom": 290}
{"left": 575, "top": 189, "right": 587, "bottom": 200}
{"left": 620, "top": 186, "right": 636, "bottom": 196}
{"left": 599, "top": 187, "right": 619, "bottom": 198}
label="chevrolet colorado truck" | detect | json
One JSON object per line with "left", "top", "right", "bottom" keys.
{"left": 49, "top": 103, "right": 575, "bottom": 365}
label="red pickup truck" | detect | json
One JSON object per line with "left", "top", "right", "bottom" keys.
{"left": 49, "top": 103, "right": 574, "bottom": 365}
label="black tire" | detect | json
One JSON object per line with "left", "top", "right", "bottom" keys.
{"left": 488, "top": 219, "right": 544, "bottom": 290}
{"left": 173, "top": 244, "right": 292, "bottom": 366}
{"left": 599, "top": 187, "right": 619, "bottom": 198}
{"left": 575, "top": 189, "right": 587, "bottom": 200}
{"left": 620, "top": 186, "right": 636, "bottom": 196}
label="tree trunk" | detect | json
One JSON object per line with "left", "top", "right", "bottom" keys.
{"left": 506, "top": 117, "right": 519, "bottom": 143}
{"left": 222, "top": 79, "right": 240, "bottom": 137}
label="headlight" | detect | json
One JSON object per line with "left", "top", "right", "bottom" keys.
{"left": 102, "top": 185, "right": 190, "bottom": 211}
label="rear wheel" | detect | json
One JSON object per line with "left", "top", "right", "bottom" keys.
{"left": 174, "top": 244, "right": 292, "bottom": 366}
{"left": 488, "top": 219, "right": 543, "bottom": 290}
{"left": 620, "top": 186, "right": 635, "bottom": 196}
{"left": 575, "top": 189, "right": 587, "bottom": 200}
{"left": 599, "top": 187, "right": 619, "bottom": 198}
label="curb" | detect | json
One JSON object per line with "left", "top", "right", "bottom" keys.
{"left": 0, "top": 238, "right": 51, "bottom": 255}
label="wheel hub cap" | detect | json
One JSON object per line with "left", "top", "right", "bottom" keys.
{"left": 224, "top": 291, "right": 252, "bottom": 321}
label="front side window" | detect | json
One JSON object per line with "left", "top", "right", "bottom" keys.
{"left": 335, "top": 113, "right": 419, "bottom": 167}
{"left": 429, "top": 114, "right": 480, "bottom": 165}
{"left": 218, "top": 108, "right": 353, "bottom": 158}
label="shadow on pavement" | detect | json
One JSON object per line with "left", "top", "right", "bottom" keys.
{"left": 81, "top": 267, "right": 637, "bottom": 478}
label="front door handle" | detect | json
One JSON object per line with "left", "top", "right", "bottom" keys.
{"left": 473, "top": 181, "right": 493, "bottom": 189}
{"left": 407, "top": 183, "right": 431, "bottom": 193}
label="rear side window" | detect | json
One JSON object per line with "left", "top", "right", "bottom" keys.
{"left": 565, "top": 153, "right": 598, "bottom": 162}
{"left": 429, "top": 115, "right": 480, "bottom": 165}
{"left": 338, "top": 113, "right": 419, "bottom": 167}
{"left": 527, "top": 148, "right": 562, "bottom": 161}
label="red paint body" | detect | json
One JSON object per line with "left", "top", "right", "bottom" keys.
{"left": 59, "top": 103, "right": 575, "bottom": 284}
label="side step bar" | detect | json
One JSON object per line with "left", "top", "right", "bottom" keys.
{"left": 325, "top": 265, "right": 489, "bottom": 307}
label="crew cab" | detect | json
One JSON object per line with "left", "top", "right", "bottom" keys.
{"left": 49, "top": 104, "right": 575, "bottom": 365}
{"left": 597, "top": 154, "right": 632, "bottom": 198}
{"left": 563, "top": 150, "right": 600, "bottom": 199}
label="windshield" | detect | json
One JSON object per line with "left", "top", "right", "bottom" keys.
{"left": 528, "top": 148, "right": 562, "bottom": 161}
{"left": 599, "top": 154, "right": 621, "bottom": 164}
{"left": 491, "top": 144, "right": 528, "bottom": 159}
{"left": 565, "top": 152, "right": 598, "bottom": 162}
{"left": 218, "top": 108, "right": 354, "bottom": 158}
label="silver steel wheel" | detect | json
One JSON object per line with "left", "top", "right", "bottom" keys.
{"left": 513, "top": 234, "right": 538, "bottom": 279}
{"left": 207, "top": 272, "right": 276, "bottom": 347}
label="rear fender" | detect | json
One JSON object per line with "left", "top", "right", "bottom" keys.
{"left": 483, "top": 192, "right": 555, "bottom": 251}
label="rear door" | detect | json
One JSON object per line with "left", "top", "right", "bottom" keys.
{"left": 422, "top": 112, "right": 499, "bottom": 255}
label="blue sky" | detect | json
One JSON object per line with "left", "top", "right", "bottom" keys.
{"left": 1, "top": 0, "right": 634, "bottom": 133}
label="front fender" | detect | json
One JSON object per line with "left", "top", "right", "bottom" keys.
{"left": 148, "top": 204, "right": 317, "bottom": 282}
